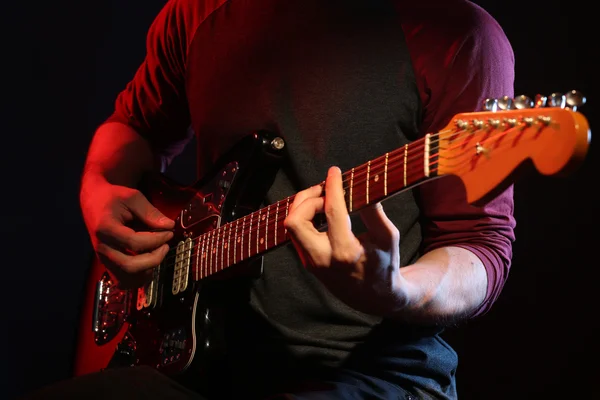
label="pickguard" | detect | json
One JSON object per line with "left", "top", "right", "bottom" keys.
{"left": 179, "top": 161, "right": 238, "bottom": 232}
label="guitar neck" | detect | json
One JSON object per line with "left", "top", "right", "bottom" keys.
{"left": 190, "top": 105, "right": 590, "bottom": 281}
{"left": 191, "top": 134, "right": 439, "bottom": 280}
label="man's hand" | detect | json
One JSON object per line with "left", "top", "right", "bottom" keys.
{"left": 81, "top": 178, "right": 175, "bottom": 288}
{"left": 284, "top": 166, "right": 412, "bottom": 317}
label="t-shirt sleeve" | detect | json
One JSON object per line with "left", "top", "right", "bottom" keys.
{"left": 406, "top": 5, "right": 517, "bottom": 317}
{"left": 105, "top": 0, "right": 193, "bottom": 171}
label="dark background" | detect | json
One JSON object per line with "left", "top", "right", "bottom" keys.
{"left": 3, "top": 1, "right": 597, "bottom": 399}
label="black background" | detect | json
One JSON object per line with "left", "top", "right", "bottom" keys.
{"left": 3, "top": 1, "right": 597, "bottom": 398}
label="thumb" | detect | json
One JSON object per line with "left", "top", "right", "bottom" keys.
{"left": 359, "top": 202, "right": 400, "bottom": 248}
{"left": 126, "top": 191, "right": 176, "bottom": 230}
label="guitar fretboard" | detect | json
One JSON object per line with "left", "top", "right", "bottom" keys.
{"left": 190, "top": 134, "right": 439, "bottom": 280}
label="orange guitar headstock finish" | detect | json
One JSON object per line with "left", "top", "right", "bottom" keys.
{"left": 436, "top": 90, "right": 591, "bottom": 204}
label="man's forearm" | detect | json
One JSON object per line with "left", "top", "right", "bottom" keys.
{"left": 394, "top": 246, "right": 488, "bottom": 325}
{"left": 81, "top": 122, "right": 157, "bottom": 189}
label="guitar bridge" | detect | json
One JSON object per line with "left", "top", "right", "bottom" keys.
{"left": 93, "top": 272, "right": 129, "bottom": 345}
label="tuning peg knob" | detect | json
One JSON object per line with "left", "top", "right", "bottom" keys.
{"left": 565, "top": 90, "right": 586, "bottom": 111}
{"left": 498, "top": 96, "right": 515, "bottom": 110}
{"left": 548, "top": 92, "right": 566, "bottom": 108}
{"left": 534, "top": 94, "right": 547, "bottom": 108}
{"left": 514, "top": 95, "right": 534, "bottom": 109}
{"left": 484, "top": 98, "right": 498, "bottom": 112}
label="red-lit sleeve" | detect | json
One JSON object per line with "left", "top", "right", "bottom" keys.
{"left": 404, "top": 5, "right": 517, "bottom": 317}
{"left": 105, "top": 0, "right": 193, "bottom": 170}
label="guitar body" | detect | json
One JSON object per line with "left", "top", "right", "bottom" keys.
{"left": 74, "top": 131, "right": 286, "bottom": 385}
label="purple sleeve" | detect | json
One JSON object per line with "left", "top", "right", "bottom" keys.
{"left": 403, "top": 3, "right": 517, "bottom": 317}
{"left": 105, "top": 0, "right": 194, "bottom": 170}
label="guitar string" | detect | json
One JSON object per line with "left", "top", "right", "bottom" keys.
{"left": 160, "top": 126, "right": 459, "bottom": 266}
{"left": 160, "top": 121, "right": 537, "bottom": 271}
{"left": 166, "top": 115, "right": 531, "bottom": 271}
{"left": 164, "top": 121, "right": 535, "bottom": 271}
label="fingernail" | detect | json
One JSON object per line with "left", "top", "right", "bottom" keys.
{"left": 159, "top": 216, "right": 175, "bottom": 225}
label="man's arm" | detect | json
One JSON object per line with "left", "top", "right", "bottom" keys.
{"left": 78, "top": 0, "right": 193, "bottom": 287}
{"left": 396, "top": 3, "right": 517, "bottom": 324}
{"left": 81, "top": 123, "right": 156, "bottom": 191}
{"left": 98, "top": 0, "right": 193, "bottom": 180}
{"left": 393, "top": 246, "right": 487, "bottom": 324}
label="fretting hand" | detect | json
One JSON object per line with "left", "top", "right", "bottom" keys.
{"left": 284, "top": 166, "right": 411, "bottom": 317}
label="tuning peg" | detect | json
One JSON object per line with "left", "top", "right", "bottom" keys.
{"left": 565, "top": 90, "right": 586, "bottom": 111}
{"left": 548, "top": 92, "right": 566, "bottom": 108}
{"left": 484, "top": 98, "right": 498, "bottom": 112}
{"left": 514, "top": 95, "right": 534, "bottom": 109}
{"left": 534, "top": 94, "right": 547, "bottom": 108}
{"left": 498, "top": 96, "right": 515, "bottom": 110}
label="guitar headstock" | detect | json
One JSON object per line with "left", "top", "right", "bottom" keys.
{"left": 437, "top": 90, "right": 591, "bottom": 204}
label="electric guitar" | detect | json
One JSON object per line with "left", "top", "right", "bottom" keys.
{"left": 74, "top": 91, "right": 591, "bottom": 384}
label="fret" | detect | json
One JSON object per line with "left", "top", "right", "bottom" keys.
{"left": 220, "top": 225, "right": 225, "bottom": 271}
{"left": 195, "top": 237, "right": 200, "bottom": 280}
{"left": 200, "top": 234, "right": 206, "bottom": 278}
{"left": 404, "top": 144, "right": 408, "bottom": 187}
{"left": 366, "top": 160, "right": 370, "bottom": 204}
{"left": 265, "top": 205, "right": 270, "bottom": 250}
{"left": 349, "top": 167, "right": 355, "bottom": 212}
{"left": 424, "top": 133, "right": 431, "bottom": 177}
{"left": 274, "top": 202, "right": 279, "bottom": 245}
{"left": 214, "top": 228, "right": 219, "bottom": 273}
{"left": 212, "top": 229, "right": 218, "bottom": 274}
{"left": 248, "top": 214, "right": 252, "bottom": 258}
{"left": 235, "top": 218, "right": 240, "bottom": 264}
{"left": 384, "top": 152, "right": 388, "bottom": 196}
{"left": 256, "top": 209, "right": 261, "bottom": 255}
{"left": 227, "top": 220, "right": 232, "bottom": 268}
{"left": 285, "top": 198, "right": 290, "bottom": 236}
{"left": 241, "top": 216, "right": 246, "bottom": 260}
{"left": 209, "top": 229, "right": 214, "bottom": 275}
{"left": 207, "top": 231, "right": 211, "bottom": 275}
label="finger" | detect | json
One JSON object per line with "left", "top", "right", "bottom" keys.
{"left": 359, "top": 202, "right": 400, "bottom": 249}
{"left": 289, "top": 184, "right": 323, "bottom": 214}
{"left": 97, "top": 219, "right": 173, "bottom": 253}
{"left": 324, "top": 166, "right": 355, "bottom": 249}
{"left": 285, "top": 196, "right": 325, "bottom": 240}
{"left": 97, "top": 242, "right": 170, "bottom": 275}
{"left": 285, "top": 197, "right": 332, "bottom": 267}
{"left": 126, "top": 191, "right": 175, "bottom": 230}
